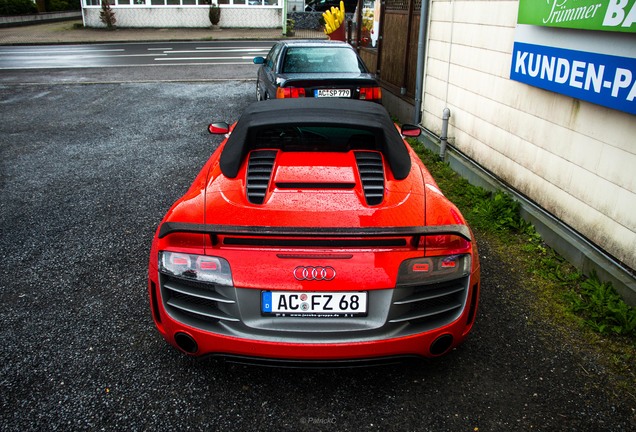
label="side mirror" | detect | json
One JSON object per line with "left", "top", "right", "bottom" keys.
{"left": 208, "top": 122, "right": 230, "bottom": 134}
{"left": 253, "top": 57, "right": 265, "bottom": 65}
{"left": 401, "top": 124, "right": 421, "bottom": 137}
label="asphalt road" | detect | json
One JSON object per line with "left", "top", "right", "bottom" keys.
{"left": 0, "top": 41, "right": 273, "bottom": 85}
{"left": 1, "top": 78, "right": 635, "bottom": 430}
{"left": 0, "top": 41, "right": 274, "bottom": 69}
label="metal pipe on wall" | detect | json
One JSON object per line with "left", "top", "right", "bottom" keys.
{"left": 439, "top": 107, "right": 451, "bottom": 160}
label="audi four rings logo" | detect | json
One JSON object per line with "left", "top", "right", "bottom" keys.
{"left": 293, "top": 266, "right": 336, "bottom": 281}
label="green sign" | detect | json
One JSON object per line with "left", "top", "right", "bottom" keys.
{"left": 517, "top": 0, "right": 636, "bottom": 33}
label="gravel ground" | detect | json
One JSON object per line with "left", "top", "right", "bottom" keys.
{"left": 1, "top": 81, "right": 635, "bottom": 431}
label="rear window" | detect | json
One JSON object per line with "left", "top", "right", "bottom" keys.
{"left": 249, "top": 125, "right": 380, "bottom": 152}
{"left": 282, "top": 47, "right": 366, "bottom": 74}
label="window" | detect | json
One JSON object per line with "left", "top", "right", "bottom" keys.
{"left": 83, "top": 0, "right": 278, "bottom": 5}
{"left": 358, "top": 0, "right": 380, "bottom": 48}
{"left": 250, "top": 125, "right": 379, "bottom": 153}
{"left": 265, "top": 43, "right": 282, "bottom": 70}
{"left": 282, "top": 47, "right": 365, "bottom": 74}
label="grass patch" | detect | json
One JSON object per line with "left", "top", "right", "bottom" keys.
{"left": 566, "top": 273, "right": 636, "bottom": 337}
{"left": 410, "top": 139, "right": 636, "bottom": 394}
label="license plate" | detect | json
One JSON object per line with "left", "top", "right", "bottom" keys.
{"left": 262, "top": 291, "right": 367, "bottom": 317}
{"left": 314, "top": 89, "right": 351, "bottom": 98}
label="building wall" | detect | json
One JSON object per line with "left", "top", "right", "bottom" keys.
{"left": 422, "top": 0, "right": 636, "bottom": 271}
{"left": 82, "top": 6, "right": 282, "bottom": 28}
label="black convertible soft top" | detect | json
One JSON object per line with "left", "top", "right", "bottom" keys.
{"left": 219, "top": 98, "right": 412, "bottom": 180}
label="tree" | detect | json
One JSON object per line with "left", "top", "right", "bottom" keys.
{"left": 209, "top": 3, "right": 220, "bottom": 27}
{"left": 100, "top": 0, "right": 116, "bottom": 29}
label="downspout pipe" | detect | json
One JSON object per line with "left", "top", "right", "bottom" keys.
{"left": 413, "top": 0, "right": 430, "bottom": 124}
{"left": 282, "top": 0, "right": 287, "bottom": 36}
{"left": 439, "top": 107, "right": 451, "bottom": 160}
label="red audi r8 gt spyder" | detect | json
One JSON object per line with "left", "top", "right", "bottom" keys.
{"left": 148, "top": 98, "right": 480, "bottom": 365}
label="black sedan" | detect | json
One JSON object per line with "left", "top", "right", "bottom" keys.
{"left": 253, "top": 40, "right": 381, "bottom": 102}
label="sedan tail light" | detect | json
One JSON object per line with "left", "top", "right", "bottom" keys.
{"left": 359, "top": 86, "right": 382, "bottom": 101}
{"left": 276, "top": 87, "right": 306, "bottom": 98}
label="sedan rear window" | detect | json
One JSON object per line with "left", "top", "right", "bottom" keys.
{"left": 282, "top": 47, "right": 365, "bottom": 74}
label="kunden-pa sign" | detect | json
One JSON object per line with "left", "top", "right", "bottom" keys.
{"left": 511, "top": 42, "right": 636, "bottom": 115}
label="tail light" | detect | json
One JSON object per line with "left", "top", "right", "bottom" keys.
{"left": 397, "top": 255, "right": 471, "bottom": 286}
{"left": 397, "top": 232, "right": 472, "bottom": 285}
{"left": 421, "top": 234, "right": 472, "bottom": 256}
{"left": 276, "top": 87, "right": 306, "bottom": 98}
{"left": 159, "top": 251, "right": 232, "bottom": 285}
{"left": 359, "top": 86, "right": 382, "bottom": 101}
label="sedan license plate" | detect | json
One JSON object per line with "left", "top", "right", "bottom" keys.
{"left": 262, "top": 291, "right": 367, "bottom": 317}
{"left": 314, "top": 89, "right": 351, "bottom": 98}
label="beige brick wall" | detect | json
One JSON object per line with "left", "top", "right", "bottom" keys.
{"left": 422, "top": 0, "right": 636, "bottom": 270}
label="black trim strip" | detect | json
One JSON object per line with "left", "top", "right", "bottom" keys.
{"left": 206, "top": 353, "right": 421, "bottom": 368}
{"left": 224, "top": 238, "right": 406, "bottom": 247}
{"left": 158, "top": 222, "right": 472, "bottom": 242}
{"left": 275, "top": 182, "right": 356, "bottom": 189}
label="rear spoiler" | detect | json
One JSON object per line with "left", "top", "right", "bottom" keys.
{"left": 158, "top": 222, "right": 472, "bottom": 242}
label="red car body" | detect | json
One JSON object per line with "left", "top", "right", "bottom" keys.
{"left": 148, "top": 99, "right": 480, "bottom": 364}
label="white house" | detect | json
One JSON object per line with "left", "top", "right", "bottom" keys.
{"left": 81, "top": 0, "right": 286, "bottom": 28}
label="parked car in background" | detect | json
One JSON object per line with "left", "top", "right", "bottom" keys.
{"left": 253, "top": 40, "right": 382, "bottom": 102}
{"left": 148, "top": 98, "right": 481, "bottom": 364}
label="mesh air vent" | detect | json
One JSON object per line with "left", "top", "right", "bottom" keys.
{"left": 355, "top": 152, "right": 385, "bottom": 206}
{"left": 246, "top": 150, "right": 277, "bottom": 204}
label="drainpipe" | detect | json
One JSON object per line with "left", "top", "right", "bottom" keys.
{"left": 413, "top": 0, "right": 430, "bottom": 124}
{"left": 282, "top": 0, "right": 287, "bottom": 36}
{"left": 439, "top": 108, "right": 451, "bottom": 160}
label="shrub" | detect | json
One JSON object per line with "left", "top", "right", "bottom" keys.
{"left": 209, "top": 4, "right": 220, "bottom": 26}
{"left": 46, "top": 0, "right": 80, "bottom": 11}
{"left": 100, "top": 0, "right": 116, "bottom": 29}
{"left": 566, "top": 273, "right": 636, "bottom": 337}
{"left": 0, "top": 0, "right": 38, "bottom": 15}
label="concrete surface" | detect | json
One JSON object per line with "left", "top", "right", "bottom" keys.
{"left": 0, "top": 19, "right": 324, "bottom": 45}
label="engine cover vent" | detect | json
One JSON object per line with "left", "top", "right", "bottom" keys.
{"left": 246, "top": 150, "right": 277, "bottom": 204}
{"left": 355, "top": 151, "right": 385, "bottom": 206}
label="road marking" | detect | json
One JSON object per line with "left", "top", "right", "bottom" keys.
{"left": 154, "top": 56, "right": 256, "bottom": 61}
{"left": 0, "top": 62, "right": 255, "bottom": 70}
{"left": 165, "top": 49, "right": 269, "bottom": 54}
{"left": 0, "top": 49, "right": 125, "bottom": 54}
